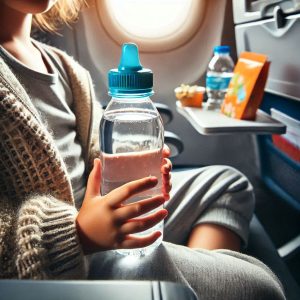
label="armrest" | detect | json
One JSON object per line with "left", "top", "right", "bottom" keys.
{"left": 245, "top": 215, "right": 300, "bottom": 300}
{"left": 0, "top": 280, "right": 197, "bottom": 300}
{"left": 154, "top": 102, "right": 173, "bottom": 125}
{"left": 165, "top": 131, "right": 184, "bottom": 158}
{"left": 278, "top": 234, "right": 300, "bottom": 260}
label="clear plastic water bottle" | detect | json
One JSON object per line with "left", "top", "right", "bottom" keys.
{"left": 206, "top": 45, "right": 234, "bottom": 110}
{"left": 99, "top": 43, "right": 164, "bottom": 256}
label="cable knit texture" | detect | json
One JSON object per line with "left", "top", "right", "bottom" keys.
{"left": 0, "top": 41, "right": 102, "bottom": 279}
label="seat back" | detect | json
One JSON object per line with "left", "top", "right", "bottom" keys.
{"left": 257, "top": 92, "right": 300, "bottom": 212}
{"left": 254, "top": 92, "right": 300, "bottom": 298}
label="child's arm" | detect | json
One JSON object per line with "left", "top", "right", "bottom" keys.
{"left": 76, "top": 159, "right": 168, "bottom": 254}
{"left": 0, "top": 193, "right": 87, "bottom": 279}
{"left": 0, "top": 158, "right": 168, "bottom": 278}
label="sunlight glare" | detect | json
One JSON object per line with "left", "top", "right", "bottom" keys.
{"left": 108, "top": 0, "right": 194, "bottom": 39}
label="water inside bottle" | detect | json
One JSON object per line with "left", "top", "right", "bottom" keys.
{"left": 206, "top": 71, "right": 233, "bottom": 110}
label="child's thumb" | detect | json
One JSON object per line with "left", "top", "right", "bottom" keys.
{"left": 85, "top": 158, "right": 102, "bottom": 199}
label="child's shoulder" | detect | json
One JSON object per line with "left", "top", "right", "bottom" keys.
{"left": 34, "top": 39, "right": 88, "bottom": 75}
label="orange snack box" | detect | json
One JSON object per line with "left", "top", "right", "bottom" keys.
{"left": 221, "top": 52, "right": 270, "bottom": 120}
{"left": 175, "top": 84, "right": 205, "bottom": 107}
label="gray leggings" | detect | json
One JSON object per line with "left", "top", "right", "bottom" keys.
{"left": 89, "top": 166, "right": 285, "bottom": 300}
{"left": 165, "top": 165, "right": 254, "bottom": 246}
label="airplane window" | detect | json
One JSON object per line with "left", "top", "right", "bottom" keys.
{"left": 96, "top": 0, "right": 205, "bottom": 52}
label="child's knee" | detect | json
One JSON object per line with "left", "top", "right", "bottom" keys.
{"left": 245, "top": 266, "right": 285, "bottom": 299}
{"left": 218, "top": 251, "right": 286, "bottom": 299}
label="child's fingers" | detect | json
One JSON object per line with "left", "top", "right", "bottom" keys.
{"left": 161, "top": 158, "right": 172, "bottom": 174}
{"left": 162, "top": 173, "right": 171, "bottom": 184}
{"left": 163, "top": 193, "right": 170, "bottom": 201}
{"left": 120, "top": 209, "right": 168, "bottom": 235}
{"left": 119, "top": 231, "right": 162, "bottom": 249}
{"left": 162, "top": 173, "right": 172, "bottom": 192}
{"left": 114, "top": 195, "right": 165, "bottom": 222}
{"left": 85, "top": 158, "right": 102, "bottom": 199}
{"left": 162, "top": 172, "right": 172, "bottom": 201}
{"left": 107, "top": 176, "right": 158, "bottom": 207}
{"left": 162, "top": 144, "right": 171, "bottom": 158}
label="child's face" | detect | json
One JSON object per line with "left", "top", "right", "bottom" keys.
{"left": 1, "top": 0, "right": 58, "bottom": 14}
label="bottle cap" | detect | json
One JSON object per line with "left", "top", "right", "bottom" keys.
{"left": 213, "top": 45, "right": 230, "bottom": 54}
{"left": 108, "top": 43, "right": 153, "bottom": 97}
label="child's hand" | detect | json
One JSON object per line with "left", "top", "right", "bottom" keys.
{"left": 161, "top": 145, "right": 172, "bottom": 200}
{"left": 76, "top": 159, "right": 168, "bottom": 254}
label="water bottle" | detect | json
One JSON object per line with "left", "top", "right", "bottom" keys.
{"left": 206, "top": 45, "right": 234, "bottom": 110}
{"left": 99, "top": 43, "right": 164, "bottom": 256}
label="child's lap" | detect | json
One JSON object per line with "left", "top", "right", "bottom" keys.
{"left": 88, "top": 242, "right": 284, "bottom": 300}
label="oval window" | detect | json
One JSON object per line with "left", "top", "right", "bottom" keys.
{"left": 96, "top": 0, "right": 205, "bottom": 52}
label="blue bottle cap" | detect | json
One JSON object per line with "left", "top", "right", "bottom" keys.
{"left": 108, "top": 43, "right": 153, "bottom": 97}
{"left": 213, "top": 45, "right": 230, "bottom": 54}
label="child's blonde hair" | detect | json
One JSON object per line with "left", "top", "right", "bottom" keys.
{"left": 33, "top": 0, "right": 85, "bottom": 32}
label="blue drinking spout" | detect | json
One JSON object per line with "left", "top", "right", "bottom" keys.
{"left": 118, "top": 43, "right": 143, "bottom": 72}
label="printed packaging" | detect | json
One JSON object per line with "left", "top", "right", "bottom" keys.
{"left": 221, "top": 52, "right": 270, "bottom": 120}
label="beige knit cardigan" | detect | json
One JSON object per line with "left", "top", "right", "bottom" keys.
{"left": 0, "top": 43, "right": 102, "bottom": 279}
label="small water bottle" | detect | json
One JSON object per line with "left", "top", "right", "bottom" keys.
{"left": 206, "top": 45, "right": 234, "bottom": 110}
{"left": 99, "top": 43, "right": 164, "bottom": 256}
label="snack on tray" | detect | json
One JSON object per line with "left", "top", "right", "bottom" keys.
{"left": 175, "top": 84, "right": 205, "bottom": 107}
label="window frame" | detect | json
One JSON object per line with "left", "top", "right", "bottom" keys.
{"left": 96, "top": 0, "right": 206, "bottom": 52}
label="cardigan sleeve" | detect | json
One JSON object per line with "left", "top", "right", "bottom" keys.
{"left": 88, "top": 102, "right": 102, "bottom": 162}
{"left": 0, "top": 194, "right": 87, "bottom": 279}
{"left": 87, "top": 79, "right": 103, "bottom": 173}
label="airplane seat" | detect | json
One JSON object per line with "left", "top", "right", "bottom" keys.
{"left": 246, "top": 216, "right": 300, "bottom": 299}
{"left": 257, "top": 92, "right": 300, "bottom": 255}
{"left": 253, "top": 92, "right": 300, "bottom": 299}
{"left": 233, "top": 1, "right": 300, "bottom": 298}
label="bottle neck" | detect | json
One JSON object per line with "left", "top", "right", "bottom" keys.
{"left": 107, "top": 94, "right": 153, "bottom": 106}
{"left": 110, "top": 95, "right": 152, "bottom": 103}
{"left": 108, "top": 91, "right": 154, "bottom": 98}
{"left": 105, "top": 94, "right": 156, "bottom": 113}
{"left": 214, "top": 52, "right": 230, "bottom": 56}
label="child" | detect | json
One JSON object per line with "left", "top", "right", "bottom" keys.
{"left": 0, "top": 1, "right": 285, "bottom": 299}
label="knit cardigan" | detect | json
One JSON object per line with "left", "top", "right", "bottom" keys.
{"left": 0, "top": 42, "right": 102, "bottom": 279}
